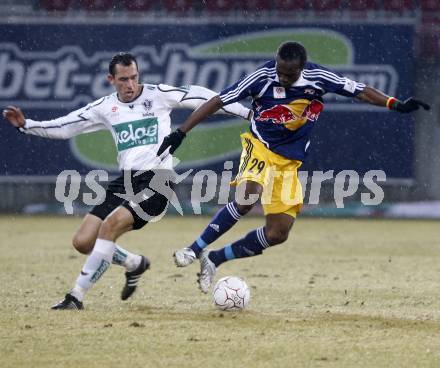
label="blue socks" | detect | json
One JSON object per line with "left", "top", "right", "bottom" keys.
{"left": 208, "top": 227, "right": 270, "bottom": 267}
{"left": 188, "top": 202, "right": 273, "bottom": 269}
{"left": 190, "top": 202, "right": 242, "bottom": 257}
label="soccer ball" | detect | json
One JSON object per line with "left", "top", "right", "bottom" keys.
{"left": 212, "top": 276, "right": 250, "bottom": 311}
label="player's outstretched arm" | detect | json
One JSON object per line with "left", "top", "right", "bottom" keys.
{"left": 2, "top": 106, "right": 26, "bottom": 128}
{"left": 3, "top": 102, "right": 106, "bottom": 140}
{"left": 180, "top": 85, "right": 250, "bottom": 120}
{"left": 157, "top": 96, "right": 223, "bottom": 156}
{"left": 357, "top": 86, "right": 431, "bottom": 113}
{"left": 179, "top": 95, "right": 224, "bottom": 133}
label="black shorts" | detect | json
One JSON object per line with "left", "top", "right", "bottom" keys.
{"left": 90, "top": 170, "right": 172, "bottom": 230}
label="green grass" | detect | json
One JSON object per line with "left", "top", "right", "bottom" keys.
{"left": 1, "top": 216, "right": 440, "bottom": 367}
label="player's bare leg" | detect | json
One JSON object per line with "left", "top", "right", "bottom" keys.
{"left": 96, "top": 206, "right": 151, "bottom": 301}
{"left": 52, "top": 207, "right": 149, "bottom": 309}
{"left": 72, "top": 213, "right": 145, "bottom": 275}
{"left": 98, "top": 206, "right": 134, "bottom": 241}
{"left": 235, "top": 180, "right": 264, "bottom": 215}
{"left": 72, "top": 214, "right": 102, "bottom": 254}
{"left": 264, "top": 213, "right": 295, "bottom": 245}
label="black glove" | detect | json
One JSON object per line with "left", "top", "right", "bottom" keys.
{"left": 157, "top": 128, "right": 186, "bottom": 156}
{"left": 391, "top": 97, "right": 430, "bottom": 113}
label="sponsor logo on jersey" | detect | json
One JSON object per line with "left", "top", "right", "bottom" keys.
{"left": 113, "top": 118, "right": 158, "bottom": 151}
{"left": 256, "top": 99, "right": 323, "bottom": 130}
{"left": 273, "top": 87, "right": 286, "bottom": 99}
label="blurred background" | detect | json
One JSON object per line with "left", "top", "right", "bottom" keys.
{"left": 0, "top": 0, "right": 439, "bottom": 218}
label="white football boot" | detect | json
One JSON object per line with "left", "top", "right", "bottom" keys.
{"left": 198, "top": 250, "right": 217, "bottom": 293}
{"left": 173, "top": 247, "right": 196, "bottom": 267}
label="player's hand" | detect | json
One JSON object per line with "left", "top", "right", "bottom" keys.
{"left": 392, "top": 98, "right": 431, "bottom": 113}
{"left": 2, "top": 106, "right": 26, "bottom": 128}
{"left": 157, "top": 129, "right": 186, "bottom": 157}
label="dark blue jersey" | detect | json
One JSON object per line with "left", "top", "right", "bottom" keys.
{"left": 219, "top": 60, "right": 366, "bottom": 161}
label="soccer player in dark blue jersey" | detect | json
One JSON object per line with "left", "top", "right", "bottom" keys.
{"left": 157, "top": 41, "right": 430, "bottom": 293}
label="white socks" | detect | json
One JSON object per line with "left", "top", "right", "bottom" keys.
{"left": 71, "top": 238, "right": 115, "bottom": 301}
{"left": 112, "top": 244, "right": 142, "bottom": 272}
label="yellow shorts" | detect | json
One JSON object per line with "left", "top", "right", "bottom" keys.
{"left": 231, "top": 132, "right": 303, "bottom": 218}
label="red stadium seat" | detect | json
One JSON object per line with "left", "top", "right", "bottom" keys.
{"left": 383, "top": 0, "right": 413, "bottom": 12}
{"left": 346, "top": 0, "right": 379, "bottom": 11}
{"left": 311, "top": 0, "right": 341, "bottom": 11}
{"left": 162, "top": 0, "right": 193, "bottom": 13}
{"left": 274, "top": 0, "right": 307, "bottom": 11}
{"left": 79, "top": 0, "right": 114, "bottom": 11}
{"left": 242, "top": 0, "right": 272, "bottom": 11}
{"left": 205, "top": 0, "right": 236, "bottom": 12}
{"left": 122, "top": 0, "right": 155, "bottom": 11}
{"left": 40, "top": 0, "right": 72, "bottom": 11}
{"left": 420, "top": 0, "right": 440, "bottom": 12}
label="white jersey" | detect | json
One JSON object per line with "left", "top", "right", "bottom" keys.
{"left": 20, "top": 84, "right": 250, "bottom": 171}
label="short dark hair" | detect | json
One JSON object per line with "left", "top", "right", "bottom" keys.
{"left": 108, "top": 52, "right": 138, "bottom": 76}
{"left": 277, "top": 41, "right": 307, "bottom": 66}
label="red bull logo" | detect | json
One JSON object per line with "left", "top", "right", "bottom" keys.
{"left": 257, "top": 104, "right": 295, "bottom": 125}
{"left": 256, "top": 99, "right": 324, "bottom": 130}
{"left": 302, "top": 100, "right": 324, "bottom": 122}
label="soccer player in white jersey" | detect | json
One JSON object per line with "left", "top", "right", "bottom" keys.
{"left": 158, "top": 41, "right": 431, "bottom": 293}
{"left": 3, "top": 52, "right": 250, "bottom": 309}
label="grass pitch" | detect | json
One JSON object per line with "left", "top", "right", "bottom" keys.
{"left": 1, "top": 215, "right": 440, "bottom": 368}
